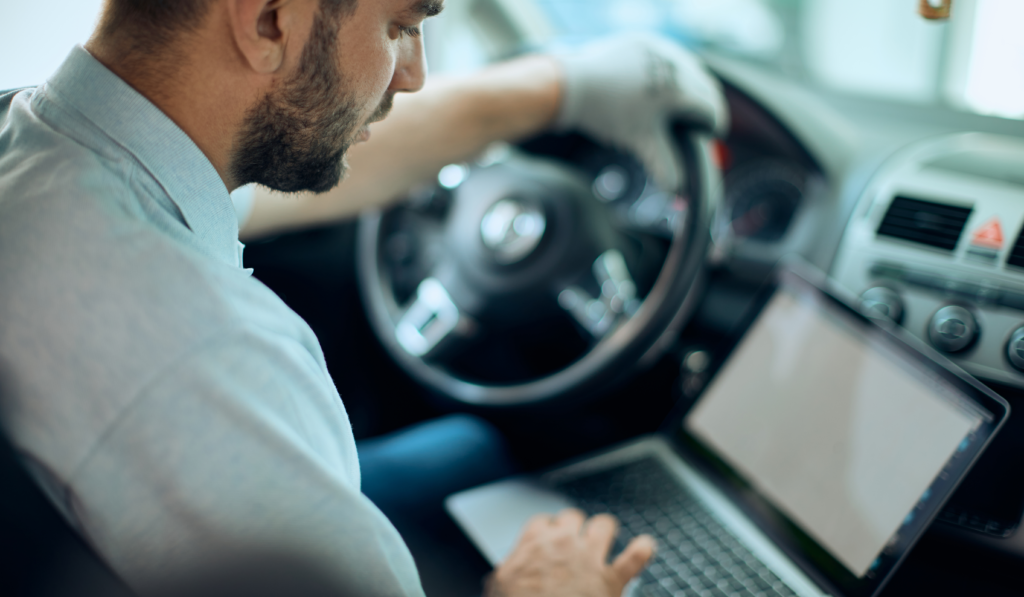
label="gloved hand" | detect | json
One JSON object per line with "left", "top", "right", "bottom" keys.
{"left": 554, "top": 34, "right": 729, "bottom": 192}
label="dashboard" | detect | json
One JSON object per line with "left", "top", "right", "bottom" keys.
{"left": 703, "top": 54, "right": 1024, "bottom": 394}
{"left": 831, "top": 133, "right": 1024, "bottom": 390}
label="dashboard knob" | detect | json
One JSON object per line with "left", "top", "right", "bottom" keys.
{"left": 928, "top": 305, "right": 979, "bottom": 353}
{"left": 1007, "top": 327, "right": 1024, "bottom": 372}
{"left": 860, "top": 286, "right": 904, "bottom": 324}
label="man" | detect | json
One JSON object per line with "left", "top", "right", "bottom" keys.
{"left": 0, "top": 0, "right": 725, "bottom": 595}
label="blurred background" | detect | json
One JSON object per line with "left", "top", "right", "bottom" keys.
{"left": 2, "top": 0, "right": 1023, "bottom": 120}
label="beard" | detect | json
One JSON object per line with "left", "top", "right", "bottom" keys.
{"left": 229, "top": 8, "right": 394, "bottom": 194}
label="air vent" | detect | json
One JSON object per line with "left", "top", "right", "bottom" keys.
{"left": 877, "top": 196, "right": 973, "bottom": 251}
{"left": 1008, "top": 226, "right": 1024, "bottom": 269}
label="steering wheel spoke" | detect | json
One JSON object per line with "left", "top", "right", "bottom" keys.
{"left": 557, "top": 249, "right": 641, "bottom": 339}
{"left": 609, "top": 188, "right": 691, "bottom": 240}
{"left": 395, "top": 277, "right": 477, "bottom": 360}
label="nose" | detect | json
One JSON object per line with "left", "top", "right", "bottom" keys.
{"left": 389, "top": 35, "right": 427, "bottom": 93}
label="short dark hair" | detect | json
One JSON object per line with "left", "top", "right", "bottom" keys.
{"left": 98, "top": 0, "right": 357, "bottom": 47}
{"left": 98, "top": 0, "right": 211, "bottom": 46}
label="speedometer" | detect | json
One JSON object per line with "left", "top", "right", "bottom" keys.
{"left": 717, "top": 159, "right": 805, "bottom": 243}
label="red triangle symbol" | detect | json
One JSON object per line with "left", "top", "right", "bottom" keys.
{"left": 973, "top": 218, "right": 1004, "bottom": 249}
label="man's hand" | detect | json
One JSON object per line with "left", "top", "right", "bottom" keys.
{"left": 555, "top": 34, "right": 729, "bottom": 192}
{"left": 485, "top": 508, "right": 656, "bottom": 597}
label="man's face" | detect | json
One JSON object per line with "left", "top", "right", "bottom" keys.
{"left": 230, "top": 0, "right": 439, "bottom": 194}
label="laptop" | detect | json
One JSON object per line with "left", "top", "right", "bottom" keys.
{"left": 446, "top": 263, "right": 1010, "bottom": 597}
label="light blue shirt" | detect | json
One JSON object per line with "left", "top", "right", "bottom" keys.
{"left": 0, "top": 47, "right": 423, "bottom": 596}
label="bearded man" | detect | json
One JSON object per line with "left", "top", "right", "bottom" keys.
{"left": 0, "top": 0, "right": 726, "bottom": 595}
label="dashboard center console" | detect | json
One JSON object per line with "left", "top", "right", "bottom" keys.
{"left": 832, "top": 132, "right": 1024, "bottom": 389}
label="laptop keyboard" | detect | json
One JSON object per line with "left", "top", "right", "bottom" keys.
{"left": 553, "top": 458, "right": 800, "bottom": 597}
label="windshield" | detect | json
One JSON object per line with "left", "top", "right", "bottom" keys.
{"left": 424, "top": 0, "right": 1024, "bottom": 120}
{"left": 4, "top": 0, "right": 1023, "bottom": 120}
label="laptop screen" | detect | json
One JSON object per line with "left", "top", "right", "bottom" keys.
{"left": 683, "top": 279, "right": 991, "bottom": 582}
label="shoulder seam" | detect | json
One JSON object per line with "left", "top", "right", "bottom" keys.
{"left": 0, "top": 87, "right": 32, "bottom": 111}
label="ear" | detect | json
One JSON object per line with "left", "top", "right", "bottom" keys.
{"left": 228, "top": 0, "right": 300, "bottom": 74}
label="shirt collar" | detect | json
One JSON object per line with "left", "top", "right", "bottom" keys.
{"left": 44, "top": 46, "right": 242, "bottom": 268}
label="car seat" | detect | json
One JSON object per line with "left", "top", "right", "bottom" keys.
{"left": 0, "top": 423, "right": 133, "bottom": 597}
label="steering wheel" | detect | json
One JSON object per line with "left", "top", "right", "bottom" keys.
{"left": 357, "top": 128, "right": 717, "bottom": 407}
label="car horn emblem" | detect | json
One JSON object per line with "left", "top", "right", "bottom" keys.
{"left": 479, "top": 198, "right": 547, "bottom": 264}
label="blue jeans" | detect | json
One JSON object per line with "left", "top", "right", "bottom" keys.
{"left": 358, "top": 414, "right": 517, "bottom": 517}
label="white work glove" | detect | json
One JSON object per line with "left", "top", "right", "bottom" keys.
{"left": 554, "top": 34, "right": 729, "bottom": 192}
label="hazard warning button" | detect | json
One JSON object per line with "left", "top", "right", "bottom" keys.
{"left": 972, "top": 218, "right": 1004, "bottom": 249}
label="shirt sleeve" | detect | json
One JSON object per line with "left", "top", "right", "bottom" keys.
{"left": 65, "top": 326, "right": 425, "bottom": 597}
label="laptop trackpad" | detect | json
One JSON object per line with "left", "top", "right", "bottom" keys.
{"left": 446, "top": 478, "right": 575, "bottom": 565}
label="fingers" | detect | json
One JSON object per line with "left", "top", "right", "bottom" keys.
{"left": 611, "top": 534, "right": 657, "bottom": 584}
{"left": 551, "top": 508, "right": 586, "bottom": 531}
{"left": 504, "top": 510, "right": 653, "bottom": 596}
{"left": 521, "top": 513, "right": 551, "bottom": 540}
{"left": 521, "top": 508, "right": 585, "bottom": 541}
{"left": 655, "top": 38, "right": 729, "bottom": 136}
{"left": 582, "top": 513, "right": 620, "bottom": 558}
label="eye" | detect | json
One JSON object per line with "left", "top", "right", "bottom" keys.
{"left": 398, "top": 25, "right": 422, "bottom": 38}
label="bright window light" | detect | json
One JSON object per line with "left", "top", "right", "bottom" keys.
{"left": 961, "top": 0, "right": 1024, "bottom": 119}
{"left": 0, "top": 1, "right": 105, "bottom": 90}
{"left": 802, "top": 0, "right": 945, "bottom": 104}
